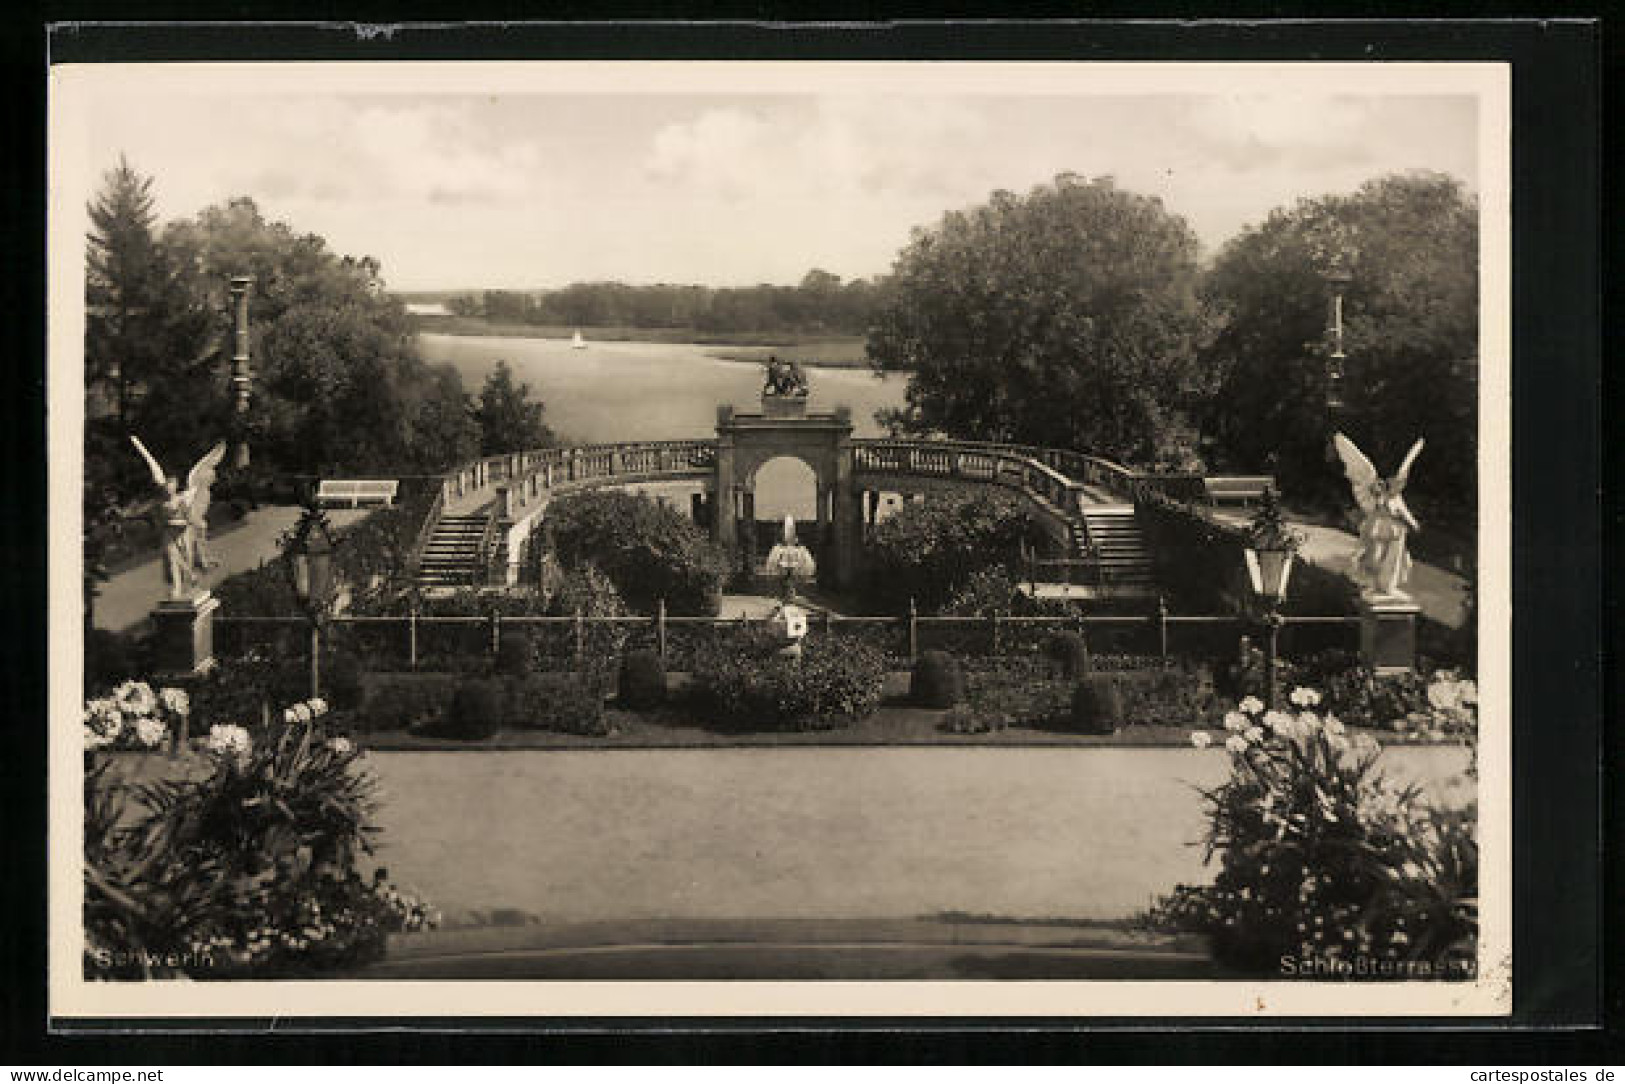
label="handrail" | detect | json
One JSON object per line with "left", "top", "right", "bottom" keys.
{"left": 475, "top": 506, "right": 501, "bottom": 587}
{"left": 405, "top": 484, "right": 446, "bottom": 584}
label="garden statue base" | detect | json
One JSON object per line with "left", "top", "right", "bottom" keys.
{"left": 761, "top": 395, "right": 809, "bottom": 420}
{"left": 1359, "top": 594, "right": 1419, "bottom": 675}
{"left": 151, "top": 592, "right": 220, "bottom": 679}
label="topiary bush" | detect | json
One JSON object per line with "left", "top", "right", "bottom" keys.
{"left": 618, "top": 650, "right": 668, "bottom": 710}
{"left": 506, "top": 672, "right": 610, "bottom": 736}
{"left": 1072, "top": 674, "right": 1125, "bottom": 734}
{"left": 494, "top": 628, "right": 536, "bottom": 678}
{"left": 910, "top": 650, "right": 966, "bottom": 708}
{"left": 359, "top": 675, "right": 458, "bottom": 733}
{"left": 323, "top": 651, "right": 366, "bottom": 712}
{"left": 1044, "top": 631, "right": 1092, "bottom": 679}
{"left": 434, "top": 678, "right": 503, "bottom": 741}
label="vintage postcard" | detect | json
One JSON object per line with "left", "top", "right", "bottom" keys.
{"left": 49, "top": 57, "right": 1510, "bottom": 1021}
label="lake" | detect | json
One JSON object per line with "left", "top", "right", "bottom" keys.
{"left": 419, "top": 332, "right": 909, "bottom": 444}
{"left": 419, "top": 333, "right": 911, "bottom": 518}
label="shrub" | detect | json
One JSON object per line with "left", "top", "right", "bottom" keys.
{"left": 545, "top": 490, "right": 729, "bottom": 615}
{"left": 910, "top": 650, "right": 965, "bottom": 708}
{"left": 84, "top": 628, "right": 144, "bottom": 694}
{"left": 941, "top": 704, "right": 1010, "bottom": 735}
{"left": 323, "top": 651, "right": 366, "bottom": 712}
{"left": 1044, "top": 631, "right": 1092, "bottom": 679}
{"left": 618, "top": 650, "right": 667, "bottom": 710}
{"left": 1113, "top": 664, "right": 1218, "bottom": 727}
{"left": 85, "top": 717, "right": 438, "bottom": 979}
{"left": 864, "top": 493, "right": 1043, "bottom": 612}
{"left": 690, "top": 635, "right": 886, "bottom": 731}
{"left": 506, "top": 672, "right": 610, "bottom": 736}
{"left": 494, "top": 628, "right": 536, "bottom": 678}
{"left": 1145, "top": 693, "right": 1477, "bottom": 977}
{"left": 547, "top": 563, "right": 630, "bottom": 683}
{"left": 1071, "top": 675, "right": 1125, "bottom": 734}
{"left": 359, "top": 675, "right": 458, "bottom": 733}
{"left": 435, "top": 678, "right": 503, "bottom": 741}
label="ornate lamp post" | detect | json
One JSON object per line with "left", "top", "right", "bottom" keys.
{"left": 1323, "top": 259, "right": 1353, "bottom": 418}
{"left": 1241, "top": 486, "right": 1301, "bottom": 709}
{"left": 280, "top": 490, "right": 338, "bottom": 698}
{"left": 228, "top": 276, "right": 254, "bottom": 470}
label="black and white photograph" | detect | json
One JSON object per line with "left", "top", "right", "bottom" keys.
{"left": 48, "top": 58, "right": 1510, "bottom": 1019}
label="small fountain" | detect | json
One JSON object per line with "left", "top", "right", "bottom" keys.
{"left": 763, "top": 515, "right": 817, "bottom": 658}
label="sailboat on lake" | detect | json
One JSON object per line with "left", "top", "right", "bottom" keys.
{"left": 571, "top": 329, "right": 587, "bottom": 350}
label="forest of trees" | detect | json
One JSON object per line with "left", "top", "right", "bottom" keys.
{"left": 449, "top": 269, "right": 885, "bottom": 337}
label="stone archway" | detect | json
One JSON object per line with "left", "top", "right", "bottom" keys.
{"left": 712, "top": 402, "right": 859, "bottom": 587}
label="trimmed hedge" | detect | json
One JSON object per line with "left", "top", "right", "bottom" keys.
{"left": 617, "top": 650, "right": 668, "bottom": 710}
{"left": 323, "top": 651, "right": 366, "bottom": 711}
{"left": 1071, "top": 675, "right": 1125, "bottom": 734}
{"left": 359, "top": 675, "right": 459, "bottom": 733}
{"left": 506, "top": 672, "right": 610, "bottom": 736}
{"left": 1044, "top": 631, "right": 1092, "bottom": 679}
{"left": 910, "top": 650, "right": 966, "bottom": 708}
{"left": 436, "top": 678, "right": 503, "bottom": 741}
{"left": 495, "top": 628, "right": 536, "bottom": 678}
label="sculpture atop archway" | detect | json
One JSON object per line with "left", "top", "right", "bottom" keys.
{"left": 712, "top": 380, "right": 859, "bottom": 588}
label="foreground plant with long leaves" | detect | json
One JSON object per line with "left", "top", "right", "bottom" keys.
{"left": 1151, "top": 690, "right": 1477, "bottom": 979}
{"left": 85, "top": 716, "right": 437, "bottom": 980}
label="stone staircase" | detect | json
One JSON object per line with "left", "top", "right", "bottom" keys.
{"left": 416, "top": 514, "right": 487, "bottom": 589}
{"left": 1078, "top": 504, "right": 1156, "bottom": 588}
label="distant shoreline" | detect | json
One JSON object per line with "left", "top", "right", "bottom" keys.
{"left": 413, "top": 317, "right": 879, "bottom": 370}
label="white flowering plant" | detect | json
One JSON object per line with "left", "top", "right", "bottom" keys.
{"left": 1161, "top": 689, "right": 1477, "bottom": 977}
{"left": 82, "top": 681, "right": 189, "bottom": 753}
{"left": 85, "top": 710, "right": 438, "bottom": 979}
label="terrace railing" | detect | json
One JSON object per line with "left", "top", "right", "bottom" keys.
{"left": 851, "top": 439, "right": 1091, "bottom": 519}
{"left": 216, "top": 609, "right": 1360, "bottom": 673}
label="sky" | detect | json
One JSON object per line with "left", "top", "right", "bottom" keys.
{"left": 67, "top": 68, "right": 1482, "bottom": 292}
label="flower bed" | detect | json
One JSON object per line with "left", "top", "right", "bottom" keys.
{"left": 83, "top": 690, "right": 438, "bottom": 979}
{"left": 1148, "top": 689, "right": 1477, "bottom": 978}
{"left": 959, "top": 656, "right": 1221, "bottom": 732}
{"left": 688, "top": 625, "right": 888, "bottom": 732}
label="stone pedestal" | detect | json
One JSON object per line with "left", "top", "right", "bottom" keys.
{"left": 1359, "top": 594, "right": 1420, "bottom": 674}
{"left": 761, "top": 395, "right": 809, "bottom": 420}
{"left": 151, "top": 592, "right": 220, "bottom": 680}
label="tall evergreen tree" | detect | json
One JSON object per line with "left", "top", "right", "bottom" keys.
{"left": 85, "top": 157, "right": 221, "bottom": 476}
{"left": 472, "top": 360, "right": 554, "bottom": 456}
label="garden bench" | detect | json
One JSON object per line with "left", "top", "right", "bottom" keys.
{"left": 316, "top": 479, "right": 399, "bottom": 509}
{"left": 1202, "top": 475, "right": 1276, "bottom": 508}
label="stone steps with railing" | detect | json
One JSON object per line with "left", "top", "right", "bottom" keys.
{"left": 410, "top": 436, "right": 1205, "bottom": 595}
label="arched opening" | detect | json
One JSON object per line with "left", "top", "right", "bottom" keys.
{"left": 752, "top": 456, "right": 819, "bottom": 522}
{"left": 745, "top": 456, "right": 823, "bottom": 580}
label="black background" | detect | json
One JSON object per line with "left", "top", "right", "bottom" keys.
{"left": 3, "top": 13, "right": 1610, "bottom": 1064}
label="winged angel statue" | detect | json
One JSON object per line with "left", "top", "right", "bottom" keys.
{"left": 130, "top": 436, "right": 227, "bottom": 600}
{"left": 1332, "top": 432, "right": 1424, "bottom": 599}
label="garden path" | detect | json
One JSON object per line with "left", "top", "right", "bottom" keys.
{"left": 1213, "top": 512, "right": 1470, "bottom": 629}
{"left": 92, "top": 505, "right": 371, "bottom": 633}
